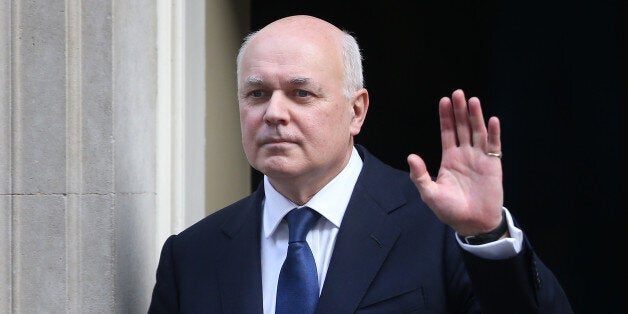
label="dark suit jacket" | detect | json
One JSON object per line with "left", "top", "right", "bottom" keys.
{"left": 149, "top": 145, "right": 572, "bottom": 313}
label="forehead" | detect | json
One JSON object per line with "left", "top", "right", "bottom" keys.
{"left": 239, "top": 28, "right": 344, "bottom": 86}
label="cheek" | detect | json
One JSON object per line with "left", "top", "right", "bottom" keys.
{"left": 239, "top": 115, "right": 260, "bottom": 160}
{"left": 326, "top": 105, "right": 354, "bottom": 133}
{"left": 307, "top": 111, "right": 350, "bottom": 144}
{"left": 240, "top": 109, "right": 260, "bottom": 134}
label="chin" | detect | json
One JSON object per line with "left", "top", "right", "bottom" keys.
{"left": 257, "top": 161, "right": 305, "bottom": 180}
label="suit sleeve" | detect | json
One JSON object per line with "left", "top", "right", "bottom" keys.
{"left": 148, "top": 235, "right": 179, "bottom": 314}
{"left": 461, "top": 238, "right": 573, "bottom": 314}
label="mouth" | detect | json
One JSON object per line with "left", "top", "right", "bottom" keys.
{"left": 263, "top": 138, "right": 292, "bottom": 144}
{"left": 259, "top": 137, "right": 297, "bottom": 147}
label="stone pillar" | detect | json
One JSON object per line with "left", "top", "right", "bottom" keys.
{"left": 1, "top": 0, "right": 158, "bottom": 312}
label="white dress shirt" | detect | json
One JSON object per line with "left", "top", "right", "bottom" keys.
{"left": 260, "top": 147, "right": 523, "bottom": 313}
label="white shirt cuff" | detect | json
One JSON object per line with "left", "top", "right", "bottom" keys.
{"left": 456, "top": 207, "right": 523, "bottom": 260}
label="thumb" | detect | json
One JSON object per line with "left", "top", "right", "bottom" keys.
{"left": 407, "top": 154, "right": 436, "bottom": 198}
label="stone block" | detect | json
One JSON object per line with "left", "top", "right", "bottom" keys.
{"left": 0, "top": 2, "right": 10, "bottom": 195}
{"left": 12, "top": 1, "right": 67, "bottom": 194}
{"left": 79, "top": 1, "right": 114, "bottom": 195}
{"left": 75, "top": 194, "right": 115, "bottom": 312}
{"left": 0, "top": 196, "right": 11, "bottom": 312}
{"left": 12, "top": 195, "right": 66, "bottom": 313}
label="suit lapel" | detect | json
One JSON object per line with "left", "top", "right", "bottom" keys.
{"left": 218, "top": 187, "right": 264, "bottom": 314}
{"left": 316, "top": 147, "right": 407, "bottom": 313}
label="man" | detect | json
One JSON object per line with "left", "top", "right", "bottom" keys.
{"left": 149, "top": 15, "right": 572, "bottom": 313}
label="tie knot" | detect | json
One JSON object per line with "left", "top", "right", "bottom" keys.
{"left": 285, "top": 207, "right": 321, "bottom": 242}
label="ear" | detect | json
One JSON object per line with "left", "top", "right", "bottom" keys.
{"left": 349, "top": 88, "right": 369, "bottom": 136}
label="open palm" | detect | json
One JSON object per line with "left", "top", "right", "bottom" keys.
{"left": 408, "top": 89, "right": 504, "bottom": 236}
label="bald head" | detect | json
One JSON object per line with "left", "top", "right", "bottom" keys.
{"left": 261, "top": 15, "right": 345, "bottom": 41}
{"left": 236, "top": 15, "right": 364, "bottom": 99}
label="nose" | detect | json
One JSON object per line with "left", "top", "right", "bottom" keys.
{"left": 263, "top": 92, "right": 290, "bottom": 126}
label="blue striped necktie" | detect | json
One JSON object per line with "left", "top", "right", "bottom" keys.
{"left": 276, "top": 207, "right": 321, "bottom": 314}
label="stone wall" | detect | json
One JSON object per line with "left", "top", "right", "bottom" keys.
{"left": 1, "top": 1, "right": 158, "bottom": 312}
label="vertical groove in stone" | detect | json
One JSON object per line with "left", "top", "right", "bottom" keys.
{"left": 65, "top": 195, "right": 81, "bottom": 313}
{"left": 10, "top": 0, "right": 20, "bottom": 201}
{"left": 110, "top": 0, "right": 117, "bottom": 309}
{"left": 0, "top": 0, "right": 13, "bottom": 312}
{"left": 65, "top": 0, "right": 82, "bottom": 311}
{"left": 80, "top": 0, "right": 115, "bottom": 311}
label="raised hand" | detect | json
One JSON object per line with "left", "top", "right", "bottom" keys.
{"left": 407, "top": 89, "right": 504, "bottom": 236}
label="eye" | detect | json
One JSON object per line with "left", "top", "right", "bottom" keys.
{"left": 295, "top": 89, "right": 310, "bottom": 98}
{"left": 251, "top": 90, "right": 265, "bottom": 98}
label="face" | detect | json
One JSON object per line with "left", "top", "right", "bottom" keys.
{"left": 238, "top": 18, "right": 367, "bottom": 191}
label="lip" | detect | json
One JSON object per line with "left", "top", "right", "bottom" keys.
{"left": 259, "top": 137, "right": 298, "bottom": 147}
{"left": 262, "top": 139, "right": 293, "bottom": 145}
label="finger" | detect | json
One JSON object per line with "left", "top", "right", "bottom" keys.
{"left": 438, "top": 97, "right": 457, "bottom": 150}
{"left": 452, "top": 89, "right": 471, "bottom": 146}
{"left": 407, "top": 154, "right": 436, "bottom": 199}
{"left": 468, "top": 97, "right": 488, "bottom": 149}
{"left": 487, "top": 116, "right": 501, "bottom": 154}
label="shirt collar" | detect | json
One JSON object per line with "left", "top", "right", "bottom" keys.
{"left": 263, "top": 147, "right": 363, "bottom": 238}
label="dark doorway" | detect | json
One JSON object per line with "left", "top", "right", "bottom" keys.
{"left": 247, "top": 1, "right": 626, "bottom": 312}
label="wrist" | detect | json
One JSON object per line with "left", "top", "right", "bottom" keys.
{"left": 459, "top": 210, "right": 508, "bottom": 245}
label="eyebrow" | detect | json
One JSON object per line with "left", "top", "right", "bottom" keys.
{"left": 287, "top": 77, "right": 310, "bottom": 86}
{"left": 243, "top": 76, "right": 264, "bottom": 86}
{"left": 243, "top": 76, "right": 312, "bottom": 88}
